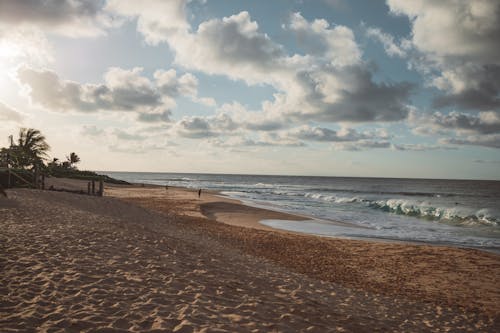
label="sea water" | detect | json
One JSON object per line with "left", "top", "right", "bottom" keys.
{"left": 104, "top": 172, "right": 500, "bottom": 251}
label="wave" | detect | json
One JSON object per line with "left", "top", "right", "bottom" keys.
{"left": 304, "top": 193, "right": 499, "bottom": 227}
{"left": 367, "top": 200, "right": 498, "bottom": 227}
{"left": 305, "top": 192, "right": 367, "bottom": 203}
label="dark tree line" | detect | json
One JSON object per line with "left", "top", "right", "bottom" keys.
{"left": 0, "top": 128, "right": 80, "bottom": 172}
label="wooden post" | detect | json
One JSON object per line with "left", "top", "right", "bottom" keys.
{"left": 7, "top": 168, "right": 11, "bottom": 189}
{"left": 87, "top": 182, "right": 91, "bottom": 195}
{"left": 98, "top": 178, "right": 103, "bottom": 197}
{"left": 41, "top": 174, "right": 45, "bottom": 190}
{"left": 91, "top": 180, "right": 95, "bottom": 195}
{"left": 34, "top": 167, "right": 39, "bottom": 189}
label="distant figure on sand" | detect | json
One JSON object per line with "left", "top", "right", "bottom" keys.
{"left": 165, "top": 185, "right": 168, "bottom": 191}
{"left": 198, "top": 189, "right": 202, "bottom": 198}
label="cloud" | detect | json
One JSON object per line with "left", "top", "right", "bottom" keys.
{"left": 412, "top": 111, "right": 500, "bottom": 135}
{"left": 387, "top": 0, "right": 500, "bottom": 111}
{"left": 176, "top": 116, "right": 218, "bottom": 138}
{"left": 286, "top": 12, "right": 361, "bottom": 66}
{"left": 391, "top": 143, "right": 456, "bottom": 151}
{"left": 440, "top": 134, "right": 500, "bottom": 149}
{"left": 105, "top": 0, "right": 189, "bottom": 45}
{"left": 365, "top": 27, "right": 407, "bottom": 57}
{"left": 432, "top": 65, "right": 500, "bottom": 110}
{"left": 295, "top": 66, "right": 413, "bottom": 122}
{"left": 286, "top": 125, "right": 382, "bottom": 142}
{"left": 17, "top": 66, "right": 204, "bottom": 122}
{"left": 171, "top": 11, "right": 288, "bottom": 86}
{"left": 333, "top": 140, "right": 392, "bottom": 151}
{"left": 0, "top": 0, "right": 115, "bottom": 37}
{"left": 0, "top": 101, "right": 23, "bottom": 122}
{"left": 209, "top": 135, "right": 304, "bottom": 148}
{"left": 113, "top": 129, "right": 147, "bottom": 141}
{"left": 114, "top": 6, "right": 414, "bottom": 124}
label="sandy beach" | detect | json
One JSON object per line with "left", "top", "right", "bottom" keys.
{"left": 1, "top": 180, "right": 499, "bottom": 332}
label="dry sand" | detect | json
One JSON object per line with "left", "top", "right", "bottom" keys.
{"left": 1, "top": 179, "right": 499, "bottom": 332}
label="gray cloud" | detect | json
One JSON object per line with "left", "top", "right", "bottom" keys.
{"left": 0, "top": 0, "right": 113, "bottom": 36}
{"left": 176, "top": 117, "right": 218, "bottom": 138}
{"left": 440, "top": 135, "right": 500, "bottom": 149}
{"left": 428, "top": 111, "right": 500, "bottom": 134}
{"left": 18, "top": 67, "right": 200, "bottom": 122}
{"left": 334, "top": 140, "right": 392, "bottom": 151}
{"left": 412, "top": 111, "right": 500, "bottom": 136}
{"left": 0, "top": 101, "right": 23, "bottom": 122}
{"left": 18, "top": 67, "right": 160, "bottom": 112}
{"left": 137, "top": 111, "right": 172, "bottom": 123}
{"left": 286, "top": 66, "right": 413, "bottom": 122}
{"left": 288, "top": 126, "right": 375, "bottom": 142}
{"left": 392, "top": 144, "right": 456, "bottom": 151}
{"left": 433, "top": 65, "right": 500, "bottom": 110}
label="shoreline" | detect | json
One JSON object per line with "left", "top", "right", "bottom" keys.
{"left": 113, "top": 182, "right": 500, "bottom": 253}
{"left": 46, "top": 177, "right": 500, "bottom": 252}
{"left": 2, "top": 182, "right": 500, "bottom": 331}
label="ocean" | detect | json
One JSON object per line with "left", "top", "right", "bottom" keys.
{"left": 104, "top": 172, "right": 500, "bottom": 251}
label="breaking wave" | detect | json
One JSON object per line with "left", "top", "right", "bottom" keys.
{"left": 304, "top": 193, "right": 499, "bottom": 227}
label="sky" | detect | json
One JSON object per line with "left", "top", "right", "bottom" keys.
{"left": 0, "top": 0, "right": 499, "bottom": 180}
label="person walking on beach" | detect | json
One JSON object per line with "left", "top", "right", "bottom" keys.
{"left": 198, "top": 189, "right": 202, "bottom": 198}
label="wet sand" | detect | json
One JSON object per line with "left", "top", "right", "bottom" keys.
{"left": 1, "top": 180, "right": 499, "bottom": 332}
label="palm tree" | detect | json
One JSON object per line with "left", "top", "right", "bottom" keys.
{"left": 66, "top": 152, "right": 81, "bottom": 168}
{"left": 15, "top": 128, "right": 50, "bottom": 169}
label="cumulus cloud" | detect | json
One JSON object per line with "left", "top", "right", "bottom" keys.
{"left": 171, "top": 11, "right": 288, "bottom": 86}
{"left": 0, "top": 0, "right": 116, "bottom": 37}
{"left": 286, "top": 12, "right": 361, "bottom": 66}
{"left": 333, "top": 140, "right": 392, "bottom": 151}
{"left": 286, "top": 66, "right": 414, "bottom": 122}
{"left": 286, "top": 125, "right": 384, "bottom": 142}
{"left": 0, "top": 101, "right": 23, "bottom": 122}
{"left": 105, "top": 0, "right": 188, "bottom": 45}
{"left": 440, "top": 134, "right": 500, "bottom": 149}
{"left": 392, "top": 143, "right": 456, "bottom": 151}
{"left": 112, "top": 6, "right": 414, "bottom": 125}
{"left": 387, "top": 0, "right": 500, "bottom": 111}
{"left": 412, "top": 111, "right": 500, "bottom": 135}
{"left": 17, "top": 66, "right": 206, "bottom": 122}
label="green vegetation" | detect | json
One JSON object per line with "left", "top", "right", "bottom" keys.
{"left": 1, "top": 128, "right": 129, "bottom": 186}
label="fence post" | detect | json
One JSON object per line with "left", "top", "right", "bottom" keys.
{"left": 7, "top": 167, "right": 11, "bottom": 188}
{"left": 91, "top": 180, "right": 95, "bottom": 195}
{"left": 34, "top": 167, "right": 39, "bottom": 189}
{"left": 98, "top": 178, "right": 104, "bottom": 197}
{"left": 87, "top": 182, "right": 91, "bottom": 195}
{"left": 41, "top": 174, "right": 45, "bottom": 190}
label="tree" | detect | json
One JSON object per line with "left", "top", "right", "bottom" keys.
{"left": 9, "top": 128, "right": 50, "bottom": 169}
{"left": 66, "top": 152, "right": 81, "bottom": 169}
